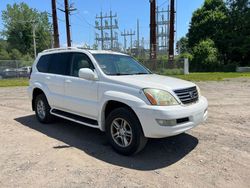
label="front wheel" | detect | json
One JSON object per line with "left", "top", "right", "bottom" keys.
{"left": 105, "top": 107, "right": 148, "bottom": 155}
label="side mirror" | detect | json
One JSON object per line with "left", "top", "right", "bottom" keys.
{"left": 78, "top": 68, "right": 97, "bottom": 80}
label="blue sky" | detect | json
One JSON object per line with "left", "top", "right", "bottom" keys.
{"left": 0, "top": 0, "right": 204, "bottom": 47}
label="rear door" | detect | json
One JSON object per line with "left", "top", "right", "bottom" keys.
{"left": 46, "top": 52, "right": 72, "bottom": 109}
{"left": 63, "top": 52, "right": 99, "bottom": 119}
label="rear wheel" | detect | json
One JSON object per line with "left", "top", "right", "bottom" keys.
{"left": 34, "top": 94, "right": 54, "bottom": 123}
{"left": 105, "top": 107, "right": 147, "bottom": 155}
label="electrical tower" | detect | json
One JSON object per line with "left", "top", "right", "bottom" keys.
{"left": 95, "top": 11, "right": 119, "bottom": 50}
{"left": 156, "top": 6, "right": 169, "bottom": 54}
{"left": 121, "top": 30, "right": 136, "bottom": 54}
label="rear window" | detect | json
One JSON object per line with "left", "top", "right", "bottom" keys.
{"left": 48, "top": 53, "right": 72, "bottom": 75}
{"left": 37, "top": 55, "right": 50, "bottom": 73}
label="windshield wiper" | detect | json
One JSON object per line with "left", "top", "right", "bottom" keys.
{"left": 132, "top": 72, "right": 149, "bottom": 75}
{"left": 109, "top": 73, "right": 131, "bottom": 76}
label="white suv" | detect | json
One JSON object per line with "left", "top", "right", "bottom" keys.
{"left": 28, "top": 47, "right": 208, "bottom": 155}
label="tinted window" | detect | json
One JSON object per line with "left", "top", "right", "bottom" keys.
{"left": 71, "top": 53, "right": 94, "bottom": 77}
{"left": 48, "top": 53, "right": 72, "bottom": 75}
{"left": 93, "top": 54, "right": 150, "bottom": 75}
{"left": 37, "top": 55, "right": 50, "bottom": 73}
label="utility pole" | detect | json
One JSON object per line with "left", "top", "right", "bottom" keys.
{"left": 95, "top": 11, "right": 119, "bottom": 50}
{"left": 169, "top": 0, "right": 175, "bottom": 64}
{"left": 121, "top": 29, "right": 127, "bottom": 52}
{"left": 150, "top": 0, "right": 157, "bottom": 69}
{"left": 32, "top": 23, "right": 37, "bottom": 58}
{"left": 64, "top": 0, "right": 71, "bottom": 47}
{"left": 121, "top": 30, "right": 135, "bottom": 54}
{"left": 51, "top": 0, "right": 60, "bottom": 48}
{"left": 137, "top": 19, "right": 140, "bottom": 50}
{"left": 58, "top": 0, "right": 76, "bottom": 47}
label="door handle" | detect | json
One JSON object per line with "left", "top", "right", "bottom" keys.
{"left": 65, "top": 79, "right": 72, "bottom": 83}
{"left": 46, "top": 76, "right": 51, "bottom": 80}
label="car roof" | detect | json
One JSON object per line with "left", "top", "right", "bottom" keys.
{"left": 39, "top": 47, "right": 128, "bottom": 57}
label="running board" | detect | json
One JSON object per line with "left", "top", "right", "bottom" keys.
{"left": 50, "top": 109, "right": 98, "bottom": 127}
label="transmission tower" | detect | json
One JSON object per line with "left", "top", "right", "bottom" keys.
{"left": 95, "top": 11, "right": 119, "bottom": 50}
{"left": 121, "top": 30, "right": 135, "bottom": 54}
{"left": 156, "top": 6, "right": 169, "bottom": 54}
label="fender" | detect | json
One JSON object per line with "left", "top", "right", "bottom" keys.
{"left": 31, "top": 81, "right": 53, "bottom": 106}
{"left": 98, "top": 90, "right": 147, "bottom": 131}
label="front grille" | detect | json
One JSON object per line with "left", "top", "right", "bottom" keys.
{"left": 174, "top": 86, "right": 199, "bottom": 104}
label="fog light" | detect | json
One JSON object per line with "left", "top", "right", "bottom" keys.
{"left": 156, "top": 119, "right": 177, "bottom": 126}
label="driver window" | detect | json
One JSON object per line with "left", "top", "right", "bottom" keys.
{"left": 71, "top": 53, "right": 94, "bottom": 77}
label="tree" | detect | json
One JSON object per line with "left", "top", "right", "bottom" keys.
{"left": 1, "top": 3, "right": 52, "bottom": 56}
{"left": 176, "top": 37, "right": 189, "bottom": 54}
{"left": 226, "top": 0, "right": 250, "bottom": 66}
{"left": 188, "top": 0, "right": 228, "bottom": 54}
{"left": 191, "top": 39, "right": 219, "bottom": 71}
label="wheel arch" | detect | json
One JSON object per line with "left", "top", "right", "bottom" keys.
{"left": 32, "top": 88, "right": 45, "bottom": 111}
{"left": 100, "top": 99, "right": 145, "bottom": 137}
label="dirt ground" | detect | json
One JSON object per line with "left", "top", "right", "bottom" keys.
{"left": 0, "top": 78, "right": 250, "bottom": 188}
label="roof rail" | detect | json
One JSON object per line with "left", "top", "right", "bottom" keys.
{"left": 42, "top": 47, "right": 79, "bottom": 53}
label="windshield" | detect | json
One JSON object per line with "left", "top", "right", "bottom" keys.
{"left": 93, "top": 54, "right": 151, "bottom": 75}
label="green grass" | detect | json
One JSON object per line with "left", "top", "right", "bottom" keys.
{"left": 0, "top": 78, "right": 29, "bottom": 87}
{"left": 170, "top": 72, "right": 250, "bottom": 81}
{"left": 0, "top": 72, "right": 249, "bottom": 87}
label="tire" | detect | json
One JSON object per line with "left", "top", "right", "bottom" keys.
{"left": 34, "top": 94, "right": 54, "bottom": 123}
{"left": 105, "top": 107, "right": 148, "bottom": 155}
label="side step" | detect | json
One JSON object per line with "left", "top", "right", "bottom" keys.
{"left": 51, "top": 109, "right": 98, "bottom": 127}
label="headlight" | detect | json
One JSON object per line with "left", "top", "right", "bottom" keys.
{"left": 143, "top": 88, "right": 179, "bottom": 106}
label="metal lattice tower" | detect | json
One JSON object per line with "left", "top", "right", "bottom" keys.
{"left": 121, "top": 30, "right": 136, "bottom": 54}
{"left": 95, "top": 11, "right": 119, "bottom": 50}
{"left": 156, "top": 5, "right": 170, "bottom": 54}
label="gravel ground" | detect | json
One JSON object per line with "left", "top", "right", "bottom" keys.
{"left": 0, "top": 78, "right": 249, "bottom": 188}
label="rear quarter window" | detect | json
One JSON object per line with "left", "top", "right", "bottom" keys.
{"left": 36, "top": 55, "right": 50, "bottom": 73}
{"left": 48, "top": 53, "right": 72, "bottom": 75}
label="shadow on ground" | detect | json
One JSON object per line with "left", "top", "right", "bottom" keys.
{"left": 15, "top": 115, "right": 198, "bottom": 171}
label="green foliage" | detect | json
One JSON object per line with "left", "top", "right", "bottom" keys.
{"left": 225, "top": 0, "right": 250, "bottom": 66}
{"left": 172, "top": 72, "right": 250, "bottom": 81}
{"left": 157, "top": 68, "right": 184, "bottom": 75}
{"left": 0, "top": 78, "right": 29, "bottom": 87}
{"left": 186, "top": 0, "right": 250, "bottom": 71}
{"left": 176, "top": 37, "right": 189, "bottom": 54}
{"left": 1, "top": 2, "right": 52, "bottom": 56}
{"left": 0, "top": 49, "right": 10, "bottom": 60}
{"left": 191, "top": 39, "right": 219, "bottom": 71}
{"left": 188, "top": 0, "right": 228, "bottom": 49}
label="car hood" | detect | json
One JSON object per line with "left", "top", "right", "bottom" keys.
{"left": 107, "top": 74, "right": 196, "bottom": 91}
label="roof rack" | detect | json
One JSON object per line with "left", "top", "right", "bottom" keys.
{"left": 42, "top": 47, "right": 80, "bottom": 53}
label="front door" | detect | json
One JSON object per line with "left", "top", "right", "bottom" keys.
{"left": 63, "top": 52, "right": 99, "bottom": 120}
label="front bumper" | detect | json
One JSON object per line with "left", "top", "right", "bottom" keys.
{"left": 134, "top": 96, "right": 208, "bottom": 138}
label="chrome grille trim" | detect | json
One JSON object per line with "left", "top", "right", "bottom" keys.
{"left": 174, "top": 86, "right": 199, "bottom": 104}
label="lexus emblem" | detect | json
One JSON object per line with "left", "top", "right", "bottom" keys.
{"left": 189, "top": 91, "right": 195, "bottom": 99}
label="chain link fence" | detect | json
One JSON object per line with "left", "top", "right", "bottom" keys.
{"left": 139, "top": 58, "right": 187, "bottom": 75}
{"left": 0, "top": 60, "right": 33, "bottom": 79}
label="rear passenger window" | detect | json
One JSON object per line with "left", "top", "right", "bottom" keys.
{"left": 37, "top": 55, "right": 50, "bottom": 73}
{"left": 48, "top": 53, "right": 71, "bottom": 75}
{"left": 71, "top": 53, "right": 94, "bottom": 77}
